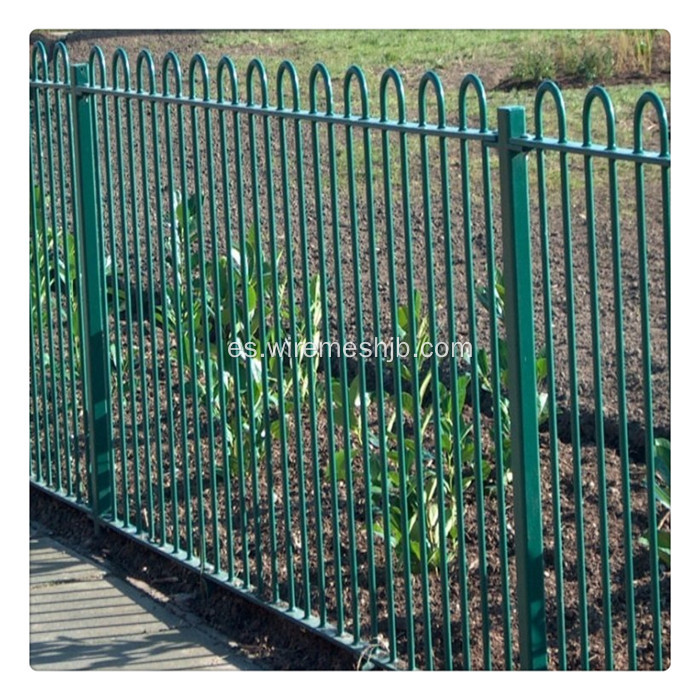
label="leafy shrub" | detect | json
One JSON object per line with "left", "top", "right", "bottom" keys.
{"left": 475, "top": 269, "right": 550, "bottom": 480}
{"left": 512, "top": 49, "right": 556, "bottom": 84}
{"left": 160, "top": 190, "right": 324, "bottom": 477}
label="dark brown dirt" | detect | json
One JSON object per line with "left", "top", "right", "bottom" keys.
{"left": 30, "top": 30, "right": 670, "bottom": 670}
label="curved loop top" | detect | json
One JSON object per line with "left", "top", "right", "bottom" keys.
{"left": 188, "top": 53, "right": 210, "bottom": 101}
{"left": 216, "top": 55, "right": 239, "bottom": 104}
{"left": 633, "top": 91, "right": 670, "bottom": 157}
{"left": 136, "top": 49, "right": 157, "bottom": 95}
{"left": 379, "top": 68, "right": 406, "bottom": 124}
{"left": 112, "top": 47, "right": 131, "bottom": 91}
{"left": 458, "top": 73, "right": 488, "bottom": 132}
{"left": 582, "top": 85, "right": 616, "bottom": 149}
{"left": 161, "top": 51, "right": 183, "bottom": 97}
{"left": 52, "top": 42, "right": 71, "bottom": 85}
{"left": 31, "top": 42, "right": 49, "bottom": 81}
{"left": 276, "top": 60, "right": 300, "bottom": 111}
{"left": 87, "top": 46, "right": 107, "bottom": 88}
{"left": 418, "top": 70, "right": 446, "bottom": 128}
{"left": 343, "top": 65, "right": 370, "bottom": 119}
{"left": 309, "top": 62, "right": 333, "bottom": 115}
{"left": 245, "top": 58, "right": 269, "bottom": 107}
{"left": 534, "top": 80, "right": 568, "bottom": 143}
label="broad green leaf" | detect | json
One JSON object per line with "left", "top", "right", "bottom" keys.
{"left": 654, "top": 437, "right": 670, "bottom": 486}
{"left": 477, "top": 348, "right": 490, "bottom": 380}
{"left": 657, "top": 530, "right": 671, "bottom": 566}
{"left": 537, "top": 391, "right": 550, "bottom": 425}
{"left": 427, "top": 502, "right": 439, "bottom": 529}
{"left": 654, "top": 483, "right": 670, "bottom": 510}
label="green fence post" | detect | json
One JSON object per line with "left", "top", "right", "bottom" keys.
{"left": 496, "top": 106, "right": 547, "bottom": 670}
{"left": 71, "top": 63, "right": 114, "bottom": 525}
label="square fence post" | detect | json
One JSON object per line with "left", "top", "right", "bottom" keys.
{"left": 496, "top": 106, "right": 547, "bottom": 670}
{"left": 71, "top": 63, "right": 114, "bottom": 525}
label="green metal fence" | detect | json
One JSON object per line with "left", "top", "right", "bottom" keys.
{"left": 29, "top": 41, "right": 670, "bottom": 670}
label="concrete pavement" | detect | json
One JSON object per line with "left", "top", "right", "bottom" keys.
{"left": 30, "top": 524, "right": 260, "bottom": 671}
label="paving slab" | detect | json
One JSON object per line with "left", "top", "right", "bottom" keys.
{"left": 30, "top": 525, "right": 260, "bottom": 671}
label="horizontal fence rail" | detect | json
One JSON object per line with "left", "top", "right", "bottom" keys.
{"left": 29, "top": 41, "right": 670, "bottom": 670}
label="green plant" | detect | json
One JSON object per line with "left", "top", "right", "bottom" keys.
{"left": 323, "top": 292, "right": 478, "bottom": 574}
{"left": 640, "top": 437, "right": 670, "bottom": 567}
{"left": 376, "top": 372, "right": 476, "bottom": 573}
{"left": 324, "top": 275, "right": 549, "bottom": 574}
{"left": 30, "top": 185, "right": 109, "bottom": 377}
{"left": 630, "top": 30, "right": 657, "bottom": 76}
{"left": 512, "top": 49, "right": 556, "bottom": 84}
{"left": 476, "top": 269, "right": 550, "bottom": 479}
{"left": 575, "top": 44, "right": 614, "bottom": 83}
{"left": 160, "top": 190, "right": 325, "bottom": 477}
{"left": 511, "top": 35, "right": 620, "bottom": 86}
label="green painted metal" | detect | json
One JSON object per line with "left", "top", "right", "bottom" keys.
{"left": 470, "top": 76, "right": 498, "bottom": 671}
{"left": 30, "top": 42, "right": 670, "bottom": 671}
{"left": 344, "top": 65, "right": 378, "bottom": 642}
{"left": 378, "top": 68, "right": 415, "bottom": 667}
{"left": 71, "top": 63, "right": 115, "bottom": 523}
{"left": 137, "top": 50, "right": 167, "bottom": 546}
{"left": 277, "top": 60, "right": 309, "bottom": 611}
{"left": 163, "top": 50, "right": 193, "bottom": 556}
{"left": 420, "top": 71, "right": 451, "bottom": 669}
{"left": 582, "top": 87, "right": 615, "bottom": 669}
{"left": 456, "top": 73, "right": 485, "bottom": 670}
{"left": 90, "top": 46, "right": 129, "bottom": 524}
{"left": 533, "top": 81, "right": 568, "bottom": 669}
{"left": 309, "top": 62, "right": 342, "bottom": 631}
{"left": 31, "top": 45, "right": 54, "bottom": 491}
{"left": 633, "top": 91, "right": 668, "bottom": 671}
{"left": 496, "top": 106, "right": 547, "bottom": 670}
{"left": 217, "top": 55, "right": 246, "bottom": 583}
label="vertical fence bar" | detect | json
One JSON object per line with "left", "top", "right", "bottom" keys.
{"left": 125, "top": 67, "right": 154, "bottom": 539}
{"left": 189, "top": 56, "right": 218, "bottom": 573}
{"left": 608, "top": 151, "right": 637, "bottom": 668}
{"left": 378, "top": 69, "right": 412, "bottom": 665}
{"left": 496, "top": 106, "right": 547, "bottom": 670}
{"left": 71, "top": 63, "right": 114, "bottom": 523}
{"left": 246, "top": 61, "right": 276, "bottom": 596}
{"left": 32, "top": 57, "right": 56, "bottom": 490}
{"left": 344, "top": 67, "right": 375, "bottom": 644}
{"left": 144, "top": 56, "right": 173, "bottom": 548}
{"left": 56, "top": 47, "right": 80, "bottom": 502}
{"left": 203, "top": 69, "right": 230, "bottom": 575}
{"left": 633, "top": 114, "right": 663, "bottom": 672}
{"left": 533, "top": 82, "right": 567, "bottom": 669}
{"left": 418, "top": 72, "right": 451, "bottom": 669}
{"left": 137, "top": 53, "right": 166, "bottom": 545}
{"left": 163, "top": 52, "right": 193, "bottom": 556}
{"left": 45, "top": 58, "right": 71, "bottom": 496}
{"left": 309, "top": 65, "right": 340, "bottom": 631}
{"left": 29, "top": 158, "right": 45, "bottom": 485}
{"left": 112, "top": 52, "right": 141, "bottom": 532}
{"left": 480, "top": 106, "right": 502, "bottom": 672}
{"left": 277, "top": 61, "right": 312, "bottom": 616}
{"left": 329, "top": 91, "right": 360, "bottom": 642}
{"left": 30, "top": 117, "right": 48, "bottom": 487}
{"left": 66, "top": 56, "right": 89, "bottom": 505}
{"left": 40, "top": 67, "right": 62, "bottom": 492}
{"left": 286, "top": 65, "right": 315, "bottom": 620}
{"left": 217, "top": 57, "right": 248, "bottom": 584}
